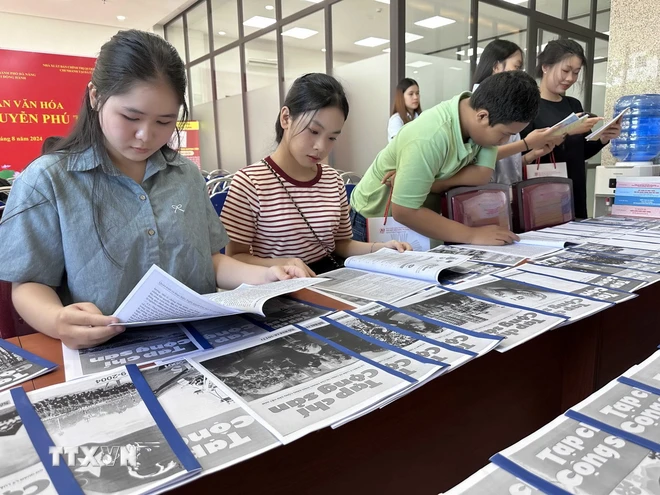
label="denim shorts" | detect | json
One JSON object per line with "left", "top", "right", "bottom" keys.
{"left": 349, "top": 208, "right": 368, "bottom": 242}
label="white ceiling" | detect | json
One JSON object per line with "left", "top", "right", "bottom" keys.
{"left": 0, "top": 0, "right": 196, "bottom": 30}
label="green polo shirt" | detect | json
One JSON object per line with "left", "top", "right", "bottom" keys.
{"left": 351, "top": 92, "right": 498, "bottom": 218}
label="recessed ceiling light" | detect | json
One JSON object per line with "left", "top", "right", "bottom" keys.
{"left": 354, "top": 37, "right": 389, "bottom": 47}
{"left": 382, "top": 48, "right": 391, "bottom": 53}
{"left": 282, "top": 27, "right": 318, "bottom": 39}
{"left": 218, "top": 31, "right": 226, "bottom": 35}
{"left": 414, "top": 15, "right": 456, "bottom": 29}
{"left": 304, "top": 0, "right": 324, "bottom": 3}
{"left": 406, "top": 61, "right": 433, "bottom": 68}
{"left": 593, "top": 82, "right": 606, "bottom": 86}
{"left": 467, "top": 35, "right": 473, "bottom": 39}
{"left": 503, "top": 0, "right": 528, "bottom": 4}
{"left": 449, "top": 67, "right": 462, "bottom": 71}
{"left": 321, "top": 48, "right": 326, "bottom": 52}
{"left": 116, "top": 15, "right": 126, "bottom": 21}
{"left": 594, "top": 56, "right": 606, "bottom": 61}
{"left": 243, "top": 16, "right": 276, "bottom": 29}
{"left": 375, "top": 0, "right": 390, "bottom": 3}
{"left": 456, "top": 47, "right": 485, "bottom": 56}
{"left": 405, "top": 32, "right": 424, "bottom": 43}
{"left": 413, "top": 70, "right": 418, "bottom": 74}
{"left": 265, "top": 5, "right": 274, "bottom": 10}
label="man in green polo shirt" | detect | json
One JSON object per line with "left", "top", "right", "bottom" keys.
{"left": 350, "top": 71, "right": 540, "bottom": 246}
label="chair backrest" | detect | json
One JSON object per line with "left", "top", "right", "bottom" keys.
{"left": 339, "top": 171, "right": 362, "bottom": 185}
{"left": 442, "top": 184, "right": 512, "bottom": 230}
{"left": 512, "top": 177, "right": 575, "bottom": 233}
{"left": 345, "top": 183, "right": 356, "bottom": 204}
{"left": 210, "top": 191, "right": 228, "bottom": 217}
{"left": 0, "top": 281, "right": 36, "bottom": 338}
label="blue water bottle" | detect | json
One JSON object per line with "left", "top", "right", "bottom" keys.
{"left": 610, "top": 94, "right": 660, "bottom": 164}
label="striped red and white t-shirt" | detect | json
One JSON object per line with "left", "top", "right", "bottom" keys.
{"left": 221, "top": 157, "right": 354, "bottom": 263}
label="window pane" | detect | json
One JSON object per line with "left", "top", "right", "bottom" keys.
{"left": 245, "top": 35, "right": 280, "bottom": 162}
{"left": 568, "top": 0, "right": 591, "bottom": 28}
{"left": 242, "top": 1, "right": 276, "bottom": 36}
{"left": 189, "top": 61, "right": 217, "bottom": 171}
{"left": 211, "top": 0, "right": 239, "bottom": 50}
{"left": 166, "top": 18, "right": 186, "bottom": 63}
{"left": 536, "top": 0, "right": 562, "bottom": 18}
{"left": 283, "top": 10, "right": 325, "bottom": 93}
{"left": 215, "top": 49, "right": 247, "bottom": 171}
{"left": 589, "top": 38, "right": 609, "bottom": 165}
{"left": 332, "top": 0, "right": 390, "bottom": 172}
{"left": 187, "top": 2, "right": 210, "bottom": 62}
{"left": 406, "top": 0, "right": 470, "bottom": 107}
{"left": 596, "top": 10, "right": 610, "bottom": 34}
{"left": 477, "top": 3, "right": 528, "bottom": 68}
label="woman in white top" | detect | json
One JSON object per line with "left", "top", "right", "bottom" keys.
{"left": 387, "top": 78, "right": 421, "bottom": 142}
{"left": 473, "top": 40, "right": 564, "bottom": 185}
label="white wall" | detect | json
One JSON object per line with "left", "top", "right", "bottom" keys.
{"left": 334, "top": 54, "right": 390, "bottom": 174}
{"left": 0, "top": 13, "right": 120, "bottom": 57}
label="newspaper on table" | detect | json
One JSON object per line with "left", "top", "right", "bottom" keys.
{"left": 495, "top": 268, "right": 637, "bottom": 304}
{"left": 554, "top": 250, "right": 660, "bottom": 273}
{"left": 63, "top": 323, "right": 207, "bottom": 380}
{"left": 24, "top": 365, "right": 200, "bottom": 495}
{"left": 0, "top": 339, "right": 57, "bottom": 391}
{"left": 581, "top": 216, "right": 660, "bottom": 228}
{"left": 430, "top": 244, "right": 526, "bottom": 267}
{"left": 434, "top": 261, "right": 505, "bottom": 285}
{"left": 111, "top": 264, "right": 323, "bottom": 326}
{"left": 570, "top": 242, "right": 660, "bottom": 261}
{"left": 443, "top": 463, "right": 541, "bottom": 495}
{"left": 450, "top": 242, "right": 563, "bottom": 260}
{"left": 541, "top": 221, "right": 626, "bottom": 236}
{"left": 309, "top": 268, "right": 434, "bottom": 304}
{"left": 491, "top": 414, "right": 660, "bottom": 495}
{"left": 624, "top": 350, "right": 660, "bottom": 392}
{"left": 449, "top": 275, "right": 613, "bottom": 322}
{"left": 610, "top": 233, "right": 660, "bottom": 245}
{"left": 190, "top": 326, "right": 411, "bottom": 443}
{"left": 579, "top": 237, "right": 660, "bottom": 252}
{"left": 0, "top": 390, "right": 60, "bottom": 495}
{"left": 393, "top": 286, "right": 566, "bottom": 352}
{"left": 532, "top": 255, "right": 660, "bottom": 285}
{"left": 567, "top": 375, "right": 660, "bottom": 454}
{"left": 509, "top": 262, "right": 647, "bottom": 293}
{"left": 242, "top": 296, "right": 332, "bottom": 330}
{"left": 342, "top": 248, "right": 470, "bottom": 283}
{"left": 140, "top": 359, "right": 279, "bottom": 483}
{"left": 517, "top": 231, "right": 587, "bottom": 248}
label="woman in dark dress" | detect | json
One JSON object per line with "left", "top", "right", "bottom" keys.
{"left": 521, "top": 40, "right": 622, "bottom": 219}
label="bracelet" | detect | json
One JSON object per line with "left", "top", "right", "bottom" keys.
{"left": 522, "top": 137, "right": 530, "bottom": 152}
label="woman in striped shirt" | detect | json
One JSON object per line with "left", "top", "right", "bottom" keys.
{"left": 221, "top": 73, "right": 411, "bottom": 276}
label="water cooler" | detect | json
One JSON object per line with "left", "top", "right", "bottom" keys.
{"left": 592, "top": 94, "right": 660, "bottom": 217}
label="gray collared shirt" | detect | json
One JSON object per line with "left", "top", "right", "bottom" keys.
{"left": 0, "top": 147, "right": 228, "bottom": 315}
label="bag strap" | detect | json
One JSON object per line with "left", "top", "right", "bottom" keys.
{"left": 261, "top": 159, "right": 341, "bottom": 269}
{"left": 383, "top": 186, "right": 394, "bottom": 226}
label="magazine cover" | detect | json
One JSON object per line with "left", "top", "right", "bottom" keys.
{"left": 244, "top": 296, "right": 333, "bottom": 330}
{"left": 493, "top": 415, "right": 660, "bottom": 494}
{"left": 140, "top": 359, "right": 279, "bottom": 480}
{"left": 0, "top": 339, "right": 57, "bottom": 391}
{"left": 0, "top": 390, "right": 60, "bottom": 495}
{"left": 25, "top": 366, "right": 200, "bottom": 495}
{"left": 534, "top": 255, "right": 660, "bottom": 285}
{"left": 191, "top": 326, "right": 411, "bottom": 443}
{"left": 443, "top": 463, "right": 541, "bottom": 494}
{"left": 182, "top": 316, "right": 270, "bottom": 349}
{"left": 393, "top": 287, "right": 566, "bottom": 351}
{"left": 63, "top": 324, "right": 206, "bottom": 380}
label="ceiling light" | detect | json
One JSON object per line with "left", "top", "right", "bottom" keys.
{"left": 265, "top": 5, "right": 274, "bottom": 10}
{"left": 382, "top": 48, "right": 391, "bottom": 53}
{"left": 116, "top": 15, "right": 126, "bottom": 21}
{"left": 503, "top": 0, "right": 528, "bottom": 4}
{"left": 321, "top": 48, "right": 326, "bottom": 52}
{"left": 218, "top": 31, "right": 226, "bottom": 35}
{"left": 467, "top": 35, "right": 473, "bottom": 39}
{"left": 304, "top": 0, "right": 324, "bottom": 3}
{"left": 414, "top": 15, "right": 456, "bottom": 29}
{"left": 243, "top": 16, "right": 276, "bottom": 29}
{"left": 413, "top": 70, "right": 418, "bottom": 74}
{"left": 354, "top": 37, "right": 389, "bottom": 47}
{"left": 456, "top": 47, "right": 485, "bottom": 56}
{"left": 406, "top": 61, "right": 432, "bottom": 68}
{"left": 405, "top": 32, "right": 424, "bottom": 43}
{"left": 604, "top": 31, "right": 610, "bottom": 35}
{"left": 594, "top": 56, "right": 606, "bottom": 61}
{"left": 463, "top": 58, "right": 481, "bottom": 64}
{"left": 593, "top": 82, "right": 606, "bottom": 86}
{"left": 375, "top": 0, "right": 390, "bottom": 3}
{"left": 282, "top": 27, "right": 318, "bottom": 39}
{"left": 449, "top": 67, "right": 462, "bottom": 71}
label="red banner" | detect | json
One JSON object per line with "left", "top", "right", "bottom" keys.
{"left": 0, "top": 49, "right": 96, "bottom": 175}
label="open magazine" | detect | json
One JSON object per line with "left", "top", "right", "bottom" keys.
{"left": 111, "top": 265, "right": 323, "bottom": 327}
{"left": 0, "top": 339, "right": 57, "bottom": 391}
{"left": 343, "top": 248, "right": 470, "bottom": 283}
{"left": 586, "top": 107, "right": 630, "bottom": 141}
{"left": 549, "top": 112, "right": 589, "bottom": 136}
